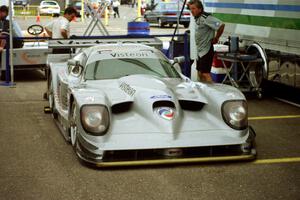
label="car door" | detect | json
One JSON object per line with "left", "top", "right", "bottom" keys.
{"left": 145, "top": 4, "right": 161, "bottom": 23}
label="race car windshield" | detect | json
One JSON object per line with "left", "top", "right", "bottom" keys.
{"left": 84, "top": 58, "right": 181, "bottom": 80}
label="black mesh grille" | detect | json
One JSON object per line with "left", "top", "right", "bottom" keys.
{"left": 102, "top": 145, "right": 244, "bottom": 162}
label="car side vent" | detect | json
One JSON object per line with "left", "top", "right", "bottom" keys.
{"left": 179, "top": 100, "right": 205, "bottom": 111}
{"left": 152, "top": 101, "right": 175, "bottom": 109}
{"left": 111, "top": 102, "right": 133, "bottom": 114}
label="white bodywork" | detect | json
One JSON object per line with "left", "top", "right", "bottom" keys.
{"left": 46, "top": 43, "right": 256, "bottom": 166}
{"left": 1, "top": 42, "right": 49, "bottom": 69}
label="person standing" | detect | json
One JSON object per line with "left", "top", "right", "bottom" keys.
{"left": 112, "top": 0, "right": 120, "bottom": 18}
{"left": 45, "top": 6, "right": 77, "bottom": 53}
{"left": 0, "top": 5, "right": 9, "bottom": 52}
{"left": 0, "top": 0, "right": 14, "bottom": 16}
{"left": 0, "top": 5, "right": 23, "bottom": 52}
{"left": 45, "top": 6, "right": 77, "bottom": 39}
{"left": 188, "top": 0, "right": 225, "bottom": 82}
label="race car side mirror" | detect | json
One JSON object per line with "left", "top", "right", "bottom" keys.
{"left": 171, "top": 56, "right": 185, "bottom": 74}
{"left": 173, "top": 56, "right": 185, "bottom": 64}
{"left": 68, "top": 59, "right": 83, "bottom": 77}
{"left": 67, "top": 59, "right": 80, "bottom": 67}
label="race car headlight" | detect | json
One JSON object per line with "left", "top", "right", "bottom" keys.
{"left": 222, "top": 100, "right": 248, "bottom": 130}
{"left": 80, "top": 105, "right": 109, "bottom": 135}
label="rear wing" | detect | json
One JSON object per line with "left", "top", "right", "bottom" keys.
{"left": 48, "top": 37, "right": 163, "bottom": 50}
{"left": 46, "top": 36, "right": 164, "bottom": 67}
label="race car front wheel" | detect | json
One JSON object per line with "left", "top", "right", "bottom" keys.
{"left": 48, "top": 78, "right": 58, "bottom": 119}
{"left": 70, "top": 101, "right": 78, "bottom": 147}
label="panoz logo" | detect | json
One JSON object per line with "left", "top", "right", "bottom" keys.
{"left": 157, "top": 107, "right": 175, "bottom": 120}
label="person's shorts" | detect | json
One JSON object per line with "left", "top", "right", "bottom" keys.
{"left": 196, "top": 45, "right": 214, "bottom": 73}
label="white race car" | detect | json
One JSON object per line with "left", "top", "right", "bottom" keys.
{"left": 45, "top": 43, "right": 256, "bottom": 167}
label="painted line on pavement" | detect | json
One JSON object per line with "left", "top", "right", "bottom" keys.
{"left": 254, "top": 157, "right": 300, "bottom": 164}
{"left": 248, "top": 115, "right": 300, "bottom": 121}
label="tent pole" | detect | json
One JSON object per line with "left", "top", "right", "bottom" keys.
{"left": 9, "top": 0, "right": 14, "bottom": 84}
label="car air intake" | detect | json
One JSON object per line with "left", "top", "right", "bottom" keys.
{"left": 179, "top": 100, "right": 205, "bottom": 111}
{"left": 152, "top": 101, "right": 175, "bottom": 109}
{"left": 111, "top": 102, "right": 133, "bottom": 114}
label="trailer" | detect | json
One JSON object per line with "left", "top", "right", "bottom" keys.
{"left": 203, "top": 0, "right": 300, "bottom": 89}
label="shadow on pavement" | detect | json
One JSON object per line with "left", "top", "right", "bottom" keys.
{"left": 1, "top": 69, "right": 46, "bottom": 82}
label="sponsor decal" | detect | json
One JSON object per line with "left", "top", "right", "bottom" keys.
{"left": 110, "top": 52, "right": 151, "bottom": 58}
{"left": 157, "top": 107, "right": 175, "bottom": 120}
{"left": 119, "top": 82, "right": 136, "bottom": 96}
{"left": 21, "top": 53, "right": 38, "bottom": 65}
{"left": 150, "top": 95, "right": 172, "bottom": 99}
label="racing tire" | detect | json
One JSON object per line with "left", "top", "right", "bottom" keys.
{"left": 183, "top": 23, "right": 189, "bottom": 28}
{"left": 69, "top": 101, "right": 78, "bottom": 147}
{"left": 48, "top": 78, "right": 58, "bottom": 119}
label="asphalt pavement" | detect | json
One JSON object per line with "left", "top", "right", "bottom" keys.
{"left": 0, "top": 6, "right": 299, "bottom": 200}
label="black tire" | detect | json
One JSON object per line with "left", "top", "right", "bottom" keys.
{"left": 169, "top": 23, "right": 174, "bottom": 28}
{"left": 48, "top": 77, "right": 58, "bottom": 119}
{"left": 69, "top": 101, "right": 78, "bottom": 146}
{"left": 183, "top": 23, "right": 189, "bottom": 28}
{"left": 0, "top": 70, "right": 5, "bottom": 81}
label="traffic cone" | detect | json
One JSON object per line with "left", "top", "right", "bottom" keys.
{"left": 36, "top": 13, "right": 41, "bottom": 23}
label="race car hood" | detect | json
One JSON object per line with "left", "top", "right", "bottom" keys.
{"left": 73, "top": 74, "right": 246, "bottom": 150}
{"left": 78, "top": 74, "right": 208, "bottom": 109}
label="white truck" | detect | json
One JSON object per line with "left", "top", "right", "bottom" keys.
{"left": 203, "top": 0, "right": 300, "bottom": 89}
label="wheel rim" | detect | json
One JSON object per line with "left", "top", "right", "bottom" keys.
{"left": 249, "top": 63, "right": 263, "bottom": 88}
{"left": 70, "top": 104, "right": 77, "bottom": 146}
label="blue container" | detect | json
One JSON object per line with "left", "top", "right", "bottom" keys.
{"left": 127, "top": 21, "right": 150, "bottom": 36}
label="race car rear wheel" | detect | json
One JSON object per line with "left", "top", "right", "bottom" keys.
{"left": 70, "top": 101, "right": 78, "bottom": 147}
